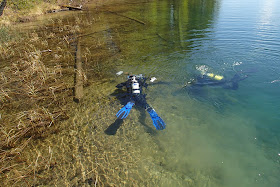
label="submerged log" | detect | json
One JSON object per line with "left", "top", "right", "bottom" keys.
{"left": 107, "top": 10, "right": 146, "bottom": 25}
{"left": 74, "top": 37, "right": 83, "bottom": 102}
{"left": 61, "top": 5, "right": 82, "bottom": 11}
{"left": 0, "top": 0, "right": 7, "bottom": 16}
{"left": 48, "top": 5, "right": 82, "bottom": 13}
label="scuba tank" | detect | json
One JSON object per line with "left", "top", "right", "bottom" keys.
{"left": 131, "top": 76, "right": 141, "bottom": 94}
{"left": 206, "top": 73, "right": 224, "bottom": 81}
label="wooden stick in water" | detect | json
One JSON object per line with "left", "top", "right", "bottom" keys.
{"left": 74, "top": 38, "right": 83, "bottom": 102}
{"left": 107, "top": 10, "right": 146, "bottom": 25}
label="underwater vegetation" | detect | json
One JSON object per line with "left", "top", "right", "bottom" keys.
{"left": 0, "top": 27, "right": 72, "bottom": 185}
{"left": 0, "top": 2, "right": 126, "bottom": 183}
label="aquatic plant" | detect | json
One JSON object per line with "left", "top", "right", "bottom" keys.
{"left": 0, "top": 48, "right": 71, "bottom": 184}
{"left": 0, "top": 3, "right": 135, "bottom": 185}
{"left": 0, "top": 20, "right": 76, "bottom": 184}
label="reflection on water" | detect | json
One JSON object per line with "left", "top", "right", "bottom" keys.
{"left": 22, "top": 0, "right": 280, "bottom": 186}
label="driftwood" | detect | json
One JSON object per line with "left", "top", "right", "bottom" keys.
{"left": 107, "top": 10, "right": 146, "bottom": 25}
{"left": 74, "top": 37, "right": 83, "bottom": 102}
{"left": 156, "top": 33, "right": 175, "bottom": 44}
{"left": 0, "top": 0, "right": 6, "bottom": 16}
{"left": 61, "top": 5, "right": 82, "bottom": 10}
{"left": 49, "top": 5, "right": 82, "bottom": 13}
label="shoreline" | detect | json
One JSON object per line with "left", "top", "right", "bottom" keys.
{"left": 0, "top": 0, "right": 88, "bottom": 25}
{"left": 0, "top": 1, "right": 94, "bottom": 185}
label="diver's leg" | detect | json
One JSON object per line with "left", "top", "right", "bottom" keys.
{"left": 145, "top": 103, "right": 166, "bottom": 130}
{"left": 134, "top": 94, "right": 166, "bottom": 130}
{"left": 116, "top": 100, "right": 135, "bottom": 119}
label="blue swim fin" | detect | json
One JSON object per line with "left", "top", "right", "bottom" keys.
{"left": 116, "top": 102, "right": 134, "bottom": 119}
{"left": 147, "top": 109, "right": 166, "bottom": 130}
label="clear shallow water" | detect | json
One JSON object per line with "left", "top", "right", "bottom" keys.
{"left": 97, "top": 0, "right": 280, "bottom": 186}
{"left": 31, "top": 0, "right": 279, "bottom": 186}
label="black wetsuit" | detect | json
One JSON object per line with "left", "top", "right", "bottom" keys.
{"left": 116, "top": 75, "right": 153, "bottom": 112}
{"left": 105, "top": 75, "right": 165, "bottom": 135}
{"left": 189, "top": 73, "right": 248, "bottom": 90}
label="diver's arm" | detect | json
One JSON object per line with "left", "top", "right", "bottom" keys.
{"left": 116, "top": 82, "right": 127, "bottom": 89}
{"left": 138, "top": 77, "right": 148, "bottom": 89}
{"left": 145, "top": 77, "right": 170, "bottom": 87}
{"left": 224, "top": 74, "right": 248, "bottom": 90}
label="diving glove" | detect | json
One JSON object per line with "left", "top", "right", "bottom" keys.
{"left": 116, "top": 102, "right": 135, "bottom": 119}
{"left": 147, "top": 109, "right": 166, "bottom": 130}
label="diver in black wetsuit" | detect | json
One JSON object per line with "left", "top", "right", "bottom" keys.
{"left": 184, "top": 72, "right": 248, "bottom": 90}
{"left": 115, "top": 74, "right": 166, "bottom": 130}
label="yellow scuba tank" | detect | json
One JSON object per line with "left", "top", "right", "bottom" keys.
{"left": 206, "top": 73, "right": 224, "bottom": 80}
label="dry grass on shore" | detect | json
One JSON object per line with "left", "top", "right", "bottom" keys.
{"left": 0, "top": 0, "right": 88, "bottom": 25}
{"left": 0, "top": 3, "right": 118, "bottom": 184}
{"left": 0, "top": 54, "right": 71, "bottom": 185}
{"left": 0, "top": 25, "right": 74, "bottom": 185}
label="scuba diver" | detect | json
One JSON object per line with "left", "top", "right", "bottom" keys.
{"left": 114, "top": 74, "right": 166, "bottom": 130}
{"left": 183, "top": 72, "right": 248, "bottom": 90}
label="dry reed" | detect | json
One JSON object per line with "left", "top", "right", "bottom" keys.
{"left": 0, "top": 25, "right": 73, "bottom": 185}
{"left": 1, "top": 8, "right": 121, "bottom": 185}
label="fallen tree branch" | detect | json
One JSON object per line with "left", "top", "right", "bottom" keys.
{"left": 48, "top": 5, "right": 82, "bottom": 13}
{"left": 107, "top": 10, "right": 146, "bottom": 25}
{"left": 74, "top": 37, "right": 83, "bottom": 102}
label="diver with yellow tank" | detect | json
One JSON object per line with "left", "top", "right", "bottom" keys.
{"left": 184, "top": 71, "right": 248, "bottom": 90}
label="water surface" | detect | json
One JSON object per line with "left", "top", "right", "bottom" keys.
{"left": 37, "top": 0, "right": 280, "bottom": 186}
{"left": 102, "top": 0, "right": 280, "bottom": 186}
